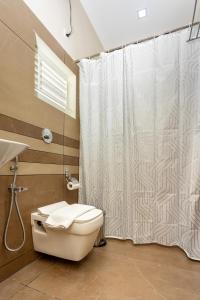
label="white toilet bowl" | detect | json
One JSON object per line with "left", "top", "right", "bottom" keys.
{"left": 31, "top": 208, "right": 103, "bottom": 261}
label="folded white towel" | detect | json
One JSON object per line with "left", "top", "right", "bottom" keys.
{"left": 45, "top": 204, "right": 95, "bottom": 229}
{"left": 38, "top": 201, "right": 68, "bottom": 216}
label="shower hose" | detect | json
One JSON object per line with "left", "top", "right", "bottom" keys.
{"left": 4, "top": 158, "right": 26, "bottom": 252}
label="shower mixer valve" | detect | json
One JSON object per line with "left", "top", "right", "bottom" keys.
{"left": 8, "top": 157, "right": 28, "bottom": 193}
{"left": 8, "top": 185, "right": 28, "bottom": 193}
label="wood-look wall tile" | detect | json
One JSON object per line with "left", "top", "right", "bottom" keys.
{"left": 0, "top": 175, "right": 64, "bottom": 269}
{"left": 0, "top": 130, "right": 63, "bottom": 155}
{"left": 64, "top": 135, "right": 79, "bottom": 149}
{"left": 0, "top": 129, "right": 80, "bottom": 157}
{"left": 0, "top": 114, "right": 79, "bottom": 147}
{"left": 63, "top": 155, "right": 79, "bottom": 166}
{"left": 0, "top": 250, "right": 39, "bottom": 282}
{"left": 0, "top": 162, "right": 79, "bottom": 176}
{"left": 19, "top": 149, "right": 79, "bottom": 166}
{"left": 0, "top": 0, "right": 80, "bottom": 280}
{"left": 19, "top": 149, "right": 63, "bottom": 165}
{"left": 64, "top": 146, "right": 79, "bottom": 158}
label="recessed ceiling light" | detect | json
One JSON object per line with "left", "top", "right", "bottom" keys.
{"left": 137, "top": 8, "right": 147, "bottom": 19}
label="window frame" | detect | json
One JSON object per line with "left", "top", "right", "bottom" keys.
{"left": 35, "top": 34, "right": 76, "bottom": 119}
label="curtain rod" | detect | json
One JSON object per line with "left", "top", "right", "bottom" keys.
{"left": 75, "top": 22, "right": 199, "bottom": 64}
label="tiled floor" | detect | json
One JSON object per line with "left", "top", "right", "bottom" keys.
{"left": 0, "top": 239, "right": 200, "bottom": 300}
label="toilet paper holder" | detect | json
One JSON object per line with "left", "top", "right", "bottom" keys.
{"left": 65, "top": 169, "right": 80, "bottom": 190}
{"left": 65, "top": 168, "right": 72, "bottom": 182}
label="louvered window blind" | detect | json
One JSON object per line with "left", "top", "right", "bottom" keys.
{"left": 35, "top": 34, "right": 76, "bottom": 118}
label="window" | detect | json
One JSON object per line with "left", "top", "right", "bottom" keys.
{"left": 35, "top": 34, "right": 76, "bottom": 118}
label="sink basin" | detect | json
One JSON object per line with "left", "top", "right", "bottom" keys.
{"left": 0, "top": 139, "right": 29, "bottom": 168}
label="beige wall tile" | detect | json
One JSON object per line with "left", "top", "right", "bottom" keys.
{"left": 0, "top": 162, "right": 79, "bottom": 176}
{"left": 0, "top": 130, "right": 79, "bottom": 157}
{"left": 0, "top": 22, "right": 65, "bottom": 135}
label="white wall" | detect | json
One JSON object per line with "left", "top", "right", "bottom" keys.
{"left": 23, "top": 0, "right": 103, "bottom": 60}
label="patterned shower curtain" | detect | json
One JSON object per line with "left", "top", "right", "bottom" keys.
{"left": 79, "top": 29, "right": 200, "bottom": 260}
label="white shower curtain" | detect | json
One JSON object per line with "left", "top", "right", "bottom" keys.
{"left": 79, "top": 29, "right": 200, "bottom": 260}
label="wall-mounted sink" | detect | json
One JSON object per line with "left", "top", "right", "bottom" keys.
{"left": 0, "top": 139, "right": 29, "bottom": 168}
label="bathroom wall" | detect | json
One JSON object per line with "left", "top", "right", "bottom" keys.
{"left": 0, "top": 0, "right": 79, "bottom": 281}
{"left": 23, "top": 0, "right": 104, "bottom": 60}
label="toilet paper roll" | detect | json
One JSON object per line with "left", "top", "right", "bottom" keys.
{"left": 67, "top": 181, "right": 80, "bottom": 190}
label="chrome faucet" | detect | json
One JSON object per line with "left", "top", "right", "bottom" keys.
{"left": 8, "top": 157, "right": 28, "bottom": 193}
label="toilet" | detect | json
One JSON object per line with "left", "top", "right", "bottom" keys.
{"left": 31, "top": 204, "right": 103, "bottom": 261}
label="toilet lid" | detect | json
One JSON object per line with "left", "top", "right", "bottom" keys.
{"left": 74, "top": 208, "right": 103, "bottom": 223}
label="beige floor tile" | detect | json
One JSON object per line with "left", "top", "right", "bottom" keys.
{"left": 147, "top": 278, "right": 200, "bottom": 300}
{"left": 28, "top": 248, "right": 164, "bottom": 300}
{"left": 28, "top": 262, "right": 98, "bottom": 299}
{"left": 135, "top": 258, "right": 200, "bottom": 295}
{"left": 10, "top": 256, "right": 54, "bottom": 285}
{"left": 0, "top": 278, "right": 24, "bottom": 300}
{"left": 105, "top": 239, "right": 200, "bottom": 273}
{"left": 1, "top": 239, "right": 200, "bottom": 300}
{"left": 10, "top": 286, "right": 59, "bottom": 300}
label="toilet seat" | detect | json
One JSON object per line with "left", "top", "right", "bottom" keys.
{"left": 67, "top": 210, "right": 103, "bottom": 235}
{"left": 74, "top": 208, "right": 102, "bottom": 223}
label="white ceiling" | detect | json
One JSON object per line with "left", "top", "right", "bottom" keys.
{"left": 80, "top": 0, "right": 195, "bottom": 50}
